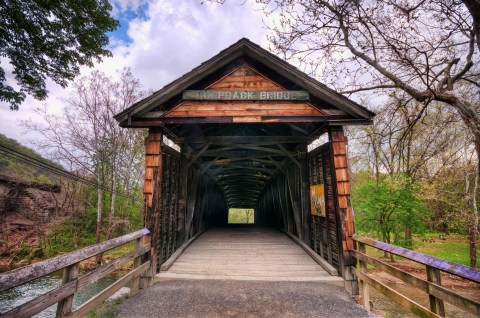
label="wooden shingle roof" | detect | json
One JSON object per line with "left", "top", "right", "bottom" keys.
{"left": 114, "top": 38, "right": 374, "bottom": 124}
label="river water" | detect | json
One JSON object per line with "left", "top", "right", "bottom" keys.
{"left": 0, "top": 270, "right": 121, "bottom": 317}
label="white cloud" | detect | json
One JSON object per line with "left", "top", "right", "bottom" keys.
{"left": 0, "top": 0, "right": 273, "bottom": 147}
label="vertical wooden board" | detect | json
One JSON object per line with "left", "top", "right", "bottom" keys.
{"left": 332, "top": 142, "right": 347, "bottom": 155}
{"left": 147, "top": 132, "right": 162, "bottom": 142}
{"left": 145, "top": 155, "right": 160, "bottom": 167}
{"left": 331, "top": 130, "right": 346, "bottom": 142}
{"left": 336, "top": 181, "right": 351, "bottom": 195}
{"left": 337, "top": 196, "right": 349, "bottom": 209}
{"left": 207, "top": 64, "right": 284, "bottom": 91}
{"left": 146, "top": 194, "right": 153, "bottom": 209}
{"left": 144, "top": 167, "right": 154, "bottom": 180}
{"left": 143, "top": 180, "right": 154, "bottom": 195}
{"left": 335, "top": 168, "right": 349, "bottom": 182}
{"left": 333, "top": 155, "right": 348, "bottom": 168}
{"left": 146, "top": 141, "right": 161, "bottom": 155}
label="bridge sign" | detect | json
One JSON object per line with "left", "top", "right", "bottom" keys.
{"left": 182, "top": 90, "right": 309, "bottom": 101}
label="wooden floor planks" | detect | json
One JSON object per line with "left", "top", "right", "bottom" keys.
{"left": 156, "top": 227, "right": 344, "bottom": 284}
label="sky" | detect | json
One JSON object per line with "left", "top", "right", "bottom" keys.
{"left": 0, "top": 0, "right": 272, "bottom": 145}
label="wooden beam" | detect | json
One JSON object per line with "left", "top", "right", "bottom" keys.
{"left": 187, "top": 143, "right": 212, "bottom": 167}
{"left": 276, "top": 143, "right": 301, "bottom": 168}
{"left": 181, "top": 136, "right": 309, "bottom": 144}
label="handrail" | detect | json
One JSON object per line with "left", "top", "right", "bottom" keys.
{"left": 352, "top": 234, "right": 480, "bottom": 283}
{"left": 0, "top": 228, "right": 152, "bottom": 318}
{"left": 351, "top": 234, "right": 480, "bottom": 318}
{"left": 0, "top": 228, "right": 150, "bottom": 292}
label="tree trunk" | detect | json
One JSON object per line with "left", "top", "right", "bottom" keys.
{"left": 450, "top": 94, "right": 480, "bottom": 268}
{"left": 405, "top": 225, "right": 412, "bottom": 249}
{"left": 106, "top": 171, "right": 117, "bottom": 240}
{"left": 95, "top": 173, "right": 103, "bottom": 265}
{"left": 469, "top": 157, "right": 479, "bottom": 268}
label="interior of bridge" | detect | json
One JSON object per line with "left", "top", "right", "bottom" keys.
{"left": 168, "top": 122, "right": 324, "bottom": 230}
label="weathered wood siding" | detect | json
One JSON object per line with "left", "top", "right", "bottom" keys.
{"left": 208, "top": 64, "right": 284, "bottom": 91}
{"left": 157, "top": 149, "right": 182, "bottom": 270}
{"left": 162, "top": 64, "right": 327, "bottom": 123}
{"left": 308, "top": 145, "right": 341, "bottom": 272}
{"left": 330, "top": 128, "right": 355, "bottom": 253}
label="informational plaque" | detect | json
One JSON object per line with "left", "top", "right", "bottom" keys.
{"left": 183, "top": 90, "right": 309, "bottom": 101}
{"left": 310, "top": 184, "right": 326, "bottom": 217}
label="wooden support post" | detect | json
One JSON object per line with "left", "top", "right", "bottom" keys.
{"left": 130, "top": 237, "right": 142, "bottom": 296}
{"left": 329, "top": 126, "right": 358, "bottom": 295}
{"left": 299, "top": 144, "right": 311, "bottom": 245}
{"left": 286, "top": 168, "right": 303, "bottom": 239}
{"left": 427, "top": 265, "right": 445, "bottom": 317}
{"left": 55, "top": 263, "right": 79, "bottom": 318}
{"left": 358, "top": 242, "right": 370, "bottom": 311}
{"left": 185, "top": 168, "right": 200, "bottom": 240}
{"left": 177, "top": 155, "right": 188, "bottom": 247}
{"left": 139, "top": 234, "right": 152, "bottom": 289}
{"left": 143, "top": 128, "right": 163, "bottom": 274}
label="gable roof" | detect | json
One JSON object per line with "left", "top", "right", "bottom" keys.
{"left": 114, "top": 38, "right": 375, "bottom": 123}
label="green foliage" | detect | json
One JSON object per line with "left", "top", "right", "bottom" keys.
{"left": 353, "top": 173, "right": 428, "bottom": 248}
{"left": 0, "top": 0, "right": 119, "bottom": 110}
{"left": 0, "top": 134, "right": 61, "bottom": 183}
{"left": 228, "top": 208, "right": 255, "bottom": 224}
{"left": 42, "top": 186, "right": 143, "bottom": 257}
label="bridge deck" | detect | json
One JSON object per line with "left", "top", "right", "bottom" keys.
{"left": 157, "top": 226, "right": 343, "bottom": 284}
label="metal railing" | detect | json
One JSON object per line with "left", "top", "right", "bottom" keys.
{"left": 0, "top": 228, "right": 152, "bottom": 318}
{"left": 351, "top": 234, "right": 480, "bottom": 318}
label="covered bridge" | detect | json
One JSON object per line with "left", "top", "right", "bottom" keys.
{"left": 114, "top": 38, "right": 374, "bottom": 293}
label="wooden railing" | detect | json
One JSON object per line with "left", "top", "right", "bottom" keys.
{"left": 350, "top": 234, "right": 480, "bottom": 318}
{"left": 0, "top": 228, "right": 152, "bottom": 318}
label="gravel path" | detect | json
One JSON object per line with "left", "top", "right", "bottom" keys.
{"left": 117, "top": 279, "right": 372, "bottom": 318}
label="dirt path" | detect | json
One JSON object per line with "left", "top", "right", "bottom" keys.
{"left": 117, "top": 279, "right": 373, "bottom": 318}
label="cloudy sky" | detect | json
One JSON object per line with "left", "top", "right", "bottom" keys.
{"left": 0, "top": 0, "right": 272, "bottom": 144}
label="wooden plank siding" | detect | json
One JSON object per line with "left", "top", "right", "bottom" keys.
{"left": 161, "top": 64, "right": 328, "bottom": 123}
{"left": 207, "top": 65, "right": 284, "bottom": 91}
{"left": 308, "top": 145, "right": 340, "bottom": 272}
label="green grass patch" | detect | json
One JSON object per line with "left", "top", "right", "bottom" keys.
{"left": 362, "top": 234, "right": 476, "bottom": 267}
{"left": 228, "top": 208, "right": 255, "bottom": 224}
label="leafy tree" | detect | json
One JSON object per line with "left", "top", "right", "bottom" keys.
{"left": 353, "top": 174, "right": 428, "bottom": 250}
{"left": 0, "top": 0, "right": 118, "bottom": 110}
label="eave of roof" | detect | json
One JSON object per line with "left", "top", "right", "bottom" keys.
{"left": 114, "top": 38, "right": 375, "bottom": 123}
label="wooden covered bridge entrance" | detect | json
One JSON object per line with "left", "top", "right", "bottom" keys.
{"left": 114, "top": 38, "right": 374, "bottom": 293}
{"left": 4, "top": 39, "right": 480, "bottom": 318}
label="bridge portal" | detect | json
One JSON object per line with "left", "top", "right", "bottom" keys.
{"left": 114, "top": 38, "right": 374, "bottom": 294}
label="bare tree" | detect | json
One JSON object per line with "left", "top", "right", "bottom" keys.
{"left": 23, "top": 69, "right": 146, "bottom": 262}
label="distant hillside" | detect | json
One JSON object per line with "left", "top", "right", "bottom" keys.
{"left": 0, "top": 134, "right": 62, "bottom": 184}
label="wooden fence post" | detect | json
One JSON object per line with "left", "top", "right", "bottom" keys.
{"left": 358, "top": 242, "right": 370, "bottom": 311}
{"left": 139, "top": 234, "right": 152, "bottom": 289}
{"left": 427, "top": 265, "right": 445, "bottom": 317}
{"left": 130, "top": 237, "right": 142, "bottom": 296}
{"left": 55, "top": 262, "right": 79, "bottom": 318}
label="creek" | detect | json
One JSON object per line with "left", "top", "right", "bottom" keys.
{"left": 0, "top": 269, "right": 121, "bottom": 317}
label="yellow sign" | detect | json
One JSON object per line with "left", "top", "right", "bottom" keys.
{"left": 310, "top": 184, "right": 326, "bottom": 217}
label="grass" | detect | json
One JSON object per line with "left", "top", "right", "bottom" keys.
{"left": 87, "top": 297, "right": 126, "bottom": 318}
{"left": 364, "top": 233, "right": 476, "bottom": 267}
